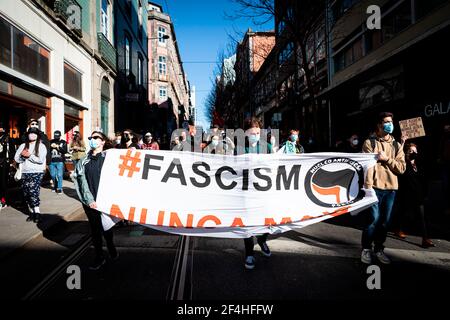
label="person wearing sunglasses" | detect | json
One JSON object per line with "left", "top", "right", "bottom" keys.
{"left": 119, "top": 129, "right": 140, "bottom": 150}
{"left": 72, "top": 131, "right": 117, "bottom": 270}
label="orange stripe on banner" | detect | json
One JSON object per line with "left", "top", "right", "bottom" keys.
{"left": 265, "top": 217, "right": 293, "bottom": 226}
{"left": 231, "top": 217, "right": 245, "bottom": 227}
{"left": 169, "top": 212, "right": 184, "bottom": 228}
{"left": 157, "top": 210, "right": 165, "bottom": 226}
{"left": 197, "top": 215, "right": 221, "bottom": 228}
{"left": 139, "top": 208, "right": 147, "bottom": 224}
{"left": 110, "top": 204, "right": 125, "bottom": 219}
{"left": 312, "top": 183, "right": 341, "bottom": 203}
{"left": 186, "top": 214, "right": 194, "bottom": 228}
{"left": 128, "top": 207, "right": 135, "bottom": 221}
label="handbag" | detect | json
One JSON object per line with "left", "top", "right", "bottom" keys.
{"left": 14, "top": 164, "right": 22, "bottom": 182}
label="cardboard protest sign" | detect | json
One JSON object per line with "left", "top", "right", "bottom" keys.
{"left": 399, "top": 117, "right": 426, "bottom": 139}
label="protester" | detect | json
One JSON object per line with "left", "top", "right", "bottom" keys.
{"left": 49, "top": 130, "right": 68, "bottom": 194}
{"left": 243, "top": 117, "right": 272, "bottom": 270}
{"left": 342, "top": 134, "right": 361, "bottom": 153}
{"left": 72, "top": 131, "right": 118, "bottom": 270}
{"left": 113, "top": 132, "right": 122, "bottom": 148}
{"left": 361, "top": 112, "right": 406, "bottom": 264}
{"left": 141, "top": 132, "right": 160, "bottom": 150}
{"left": 119, "top": 129, "right": 140, "bottom": 149}
{"left": 279, "top": 129, "right": 305, "bottom": 154}
{"left": 69, "top": 131, "right": 86, "bottom": 169}
{"left": 393, "top": 143, "right": 435, "bottom": 248}
{"left": 14, "top": 127, "right": 47, "bottom": 223}
{"left": 0, "top": 123, "right": 15, "bottom": 209}
{"left": 171, "top": 136, "right": 182, "bottom": 151}
{"left": 202, "top": 131, "right": 235, "bottom": 155}
{"left": 23, "top": 119, "right": 51, "bottom": 165}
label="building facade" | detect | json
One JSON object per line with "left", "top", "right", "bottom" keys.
{"left": 0, "top": 0, "right": 118, "bottom": 144}
{"left": 147, "top": 2, "right": 189, "bottom": 147}
{"left": 114, "top": 0, "right": 148, "bottom": 133}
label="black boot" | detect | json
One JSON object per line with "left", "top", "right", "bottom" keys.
{"left": 33, "top": 212, "right": 41, "bottom": 223}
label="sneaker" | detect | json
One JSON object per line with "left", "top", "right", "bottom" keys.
{"left": 361, "top": 249, "right": 372, "bottom": 264}
{"left": 375, "top": 250, "right": 391, "bottom": 264}
{"left": 89, "top": 257, "right": 106, "bottom": 270}
{"left": 259, "top": 242, "right": 271, "bottom": 257}
{"left": 56, "top": 189, "right": 63, "bottom": 195}
{"left": 394, "top": 230, "right": 407, "bottom": 239}
{"left": 244, "top": 256, "right": 255, "bottom": 270}
{"left": 422, "top": 238, "right": 435, "bottom": 248}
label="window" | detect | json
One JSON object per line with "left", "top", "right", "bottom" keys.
{"left": 137, "top": 54, "right": 143, "bottom": 85}
{"left": 278, "top": 42, "right": 294, "bottom": 66}
{"left": 125, "top": 36, "right": 131, "bottom": 76}
{"left": 334, "top": 37, "right": 363, "bottom": 72}
{"left": 158, "top": 26, "right": 167, "bottom": 45}
{"left": 12, "top": 25, "right": 50, "bottom": 84}
{"left": 159, "top": 86, "right": 167, "bottom": 99}
{"left": 0, "top": 18, "right": 11, "bottom": 67}
{"left": 101, "top": 0, "right": 111, "bottom": 40}
{"left": 158, "top": 56, "right": 166, "bottom": 75}
{"left": 101, "top": 78, "right": 110, "bottom": 134}
{"left": 64, "top": 62, "right": 82, "bottom": 100}
{"left": 138, "top": 1, "right": 143, "bottom": 27}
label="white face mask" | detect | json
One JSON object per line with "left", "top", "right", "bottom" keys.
{"left": 352, "top": 139, "right": 359, "bottom": 146}
{"left": 28, "top": 133, "right": 38, "bottom": 141}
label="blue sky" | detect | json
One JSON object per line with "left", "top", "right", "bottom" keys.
{"left": 159, "top": 0, "right": 273, "bottom": 130}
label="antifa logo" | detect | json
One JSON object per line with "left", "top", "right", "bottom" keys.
{"left": 305, "top": 158, "right": 365, "bottom": 208}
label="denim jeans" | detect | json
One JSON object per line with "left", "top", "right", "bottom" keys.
{"left": 49, "top": 162, "right": 64, "bottom": 191}
{"left": 362, "top": 188, "right": 396, "bottom": 252}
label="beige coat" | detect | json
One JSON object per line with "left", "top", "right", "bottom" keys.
{"left": 362, "top": 134, "right": 406, "bottom": 190}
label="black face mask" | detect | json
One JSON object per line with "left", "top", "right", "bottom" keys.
{"left": 0, "top": 131, "right": 5, "bottom": 136}
{"left": 123, "top": 135, "right": 130, "bottom": 142}
{"left": 408, "top": 152, "right": 418, "bottom": 160}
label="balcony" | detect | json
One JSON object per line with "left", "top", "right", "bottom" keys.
{"left": 97, "top": 33, "right": 117, "bottom": 72}
{"left": 41, "top": 0, "right": 82, "bottom": 37}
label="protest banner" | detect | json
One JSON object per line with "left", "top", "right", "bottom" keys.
{"left": 94, "top": 149, "right": 378, "bottom": 238}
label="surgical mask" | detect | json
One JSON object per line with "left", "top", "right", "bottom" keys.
{"left": 383, "top": 122, "right": 394, "bottom": 134}
{"left": 28, "top": 133, "right": 38, "bottom": 141}
{"left": 115, "top": 139, "right": 121, "bottom": 145}
{"left": 249, "top": 134, "right": 260, "bottom": 144}
{"left": 89, "top": 138, "right": 99, "bottom": 149}
{"left": 211, "top": 140, "right": 219, "bottom": 147}
{"left": 290, "top": 134, "right": 298, "bottom": 142}
{"left": 352, "top": 139, "right": 359, "bottom": 146}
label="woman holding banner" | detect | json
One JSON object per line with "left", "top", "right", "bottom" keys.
{"left": 243, "top": 118, "right": 272, "bottom": 270}
{"left": 73, "top": 131, "right": 118, "bottom": 270}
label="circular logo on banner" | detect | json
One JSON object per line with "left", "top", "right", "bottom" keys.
{"left": 304, "top": 158, "right": 365, "bottom": 208}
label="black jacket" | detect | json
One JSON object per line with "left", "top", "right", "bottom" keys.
{"left": 84, "top": 151, "right": 106, "bottom": 201}
{"left": 49, "top": 138, "right": 68, "bottom": 163}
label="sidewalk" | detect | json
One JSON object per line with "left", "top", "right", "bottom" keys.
{"left": 0, "top": 179, "right": 84, "bottom": 260}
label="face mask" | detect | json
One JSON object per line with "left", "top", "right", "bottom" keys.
{"left": 115, "top": 139, "right": 121, "bottom": 145}
{"left": 383, "top": 122, "right": 394, "bottom": 134}
{"left": 290, "top": 134, "right": 298, "bottom": 142}
{"left": 211, "top": 140, "right": 219, "bottom": 147}
{"left": 28, "top": 133, "right": 38, "bottom": 141}
{"left": 408, "top": 152, "right": 417, "bottom": 160}
{"left": 352, "top": 139, "right": 359, "bottom": 146}
{"left": 123, "top": 135, "right": 130, "bottom": 142}
{"left": 249, "top": 134, "right": 260, "bottom": 144}
{"left": 89, "top": 138, "right": 99, "bottom": 149}
{"left": 0, "top": 130, "right": 4, "bottom": 136}
{"left": 144, "top": 137, "right": 151, "bottom": 143}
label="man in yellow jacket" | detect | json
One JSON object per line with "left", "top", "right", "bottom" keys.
{"left": 361, "top": 112, "right": 406, "bottom": 265}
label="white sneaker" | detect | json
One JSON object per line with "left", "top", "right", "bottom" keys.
{"left": 361, "top": 249, "right": 372, "bottom": 264}
{"left": 375, "top": 250, "right": 391, "bottom": 264}
{"left": 244, "top": 256, "right": 255, "bottom": 270}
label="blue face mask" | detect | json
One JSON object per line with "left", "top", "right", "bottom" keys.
{"left": 249, "top": 134, "right": 260, "bottom": 144}
{"left": 383, "top": 122, "right": 394, "bottom": 134}
{"left": 290, "top": 134, "right": 298, "bottom": 142}
{"left": 89, "top": 138, "right": 99, "bottom": 149}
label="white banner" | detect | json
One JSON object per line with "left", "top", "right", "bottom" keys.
{"left": 95, "top": 149, "right": 378, "bottom": 238}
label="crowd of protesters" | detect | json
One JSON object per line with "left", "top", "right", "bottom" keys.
{"left": 0, "top": 112, "right": 449, "bottom": 270}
